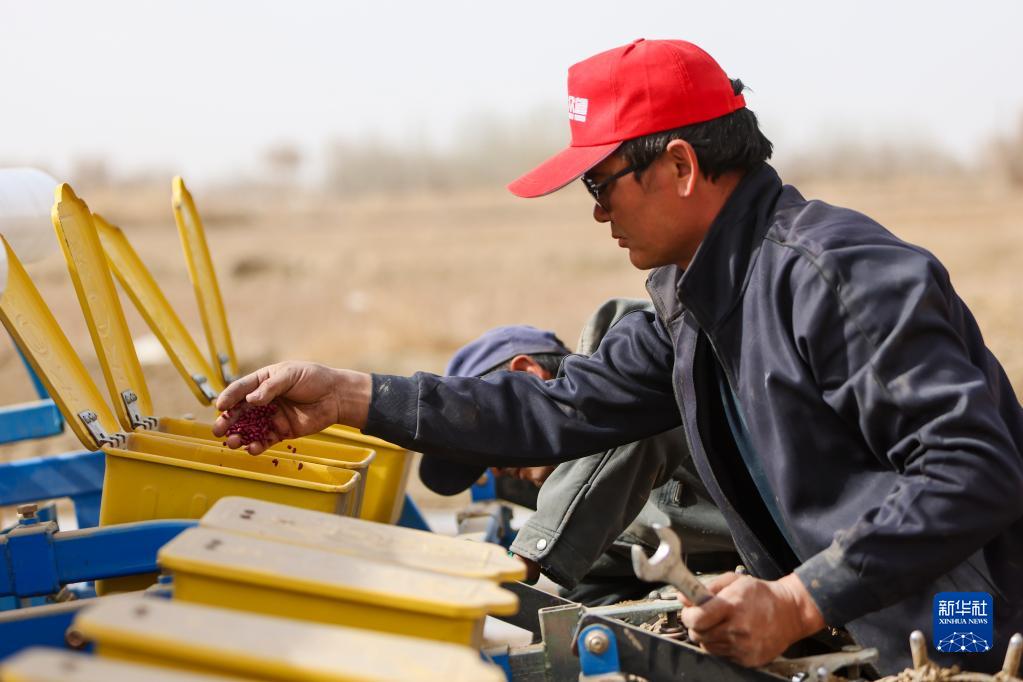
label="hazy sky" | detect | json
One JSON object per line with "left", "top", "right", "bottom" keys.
{"left": 2, "top": 1, "right": 1021, "bottom": 183}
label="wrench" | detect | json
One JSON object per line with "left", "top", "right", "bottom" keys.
{"left": 631, "top": 524, "right": 714, "bottom": 606}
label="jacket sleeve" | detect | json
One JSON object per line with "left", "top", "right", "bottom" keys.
{"left": 363, "top": 309, "right": 682, "bottom": 467}
{"left": 789, "top": 237, "right": 1023, "bottom": 626}
{"left": 512, "top": 429, "right": 684, "bottom": 588}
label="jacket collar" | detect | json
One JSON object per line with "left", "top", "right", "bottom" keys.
{"left": 647, "top": 164, "right": 783, "bottom": 333}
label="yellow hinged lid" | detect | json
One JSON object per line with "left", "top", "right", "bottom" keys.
{"left": 0, "top": 235, "right": 121, "bottom": 451}
{"left": 202, "top": 497, "right": 525, "bottom": 582}
{"left": 159, "top": 527, "right": 519, "bottom": 618}
{"left": 321, "top": 423, "right": 403, "bottom": 450}
{"left": 93, "top": 214, "right": 223, "bottom": 404}
{"left": 1, "top": 648, "right": 245, "bottom": 682}
{"left": 52, "top": 184, "right": 155, "bottom": 433}
{"left": 74, "top": 595, "right": 505, "bottom": 682}
{"left": 171, "top": 177, "right": 237, "bottom": 386}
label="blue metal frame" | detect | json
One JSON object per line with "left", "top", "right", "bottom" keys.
{"left": 396, "top": 495, "right": 432, "bottom": 531}
{"left": 481, "top": 504, "right": 514, "bottom": 548}
{"left": 470, "top": 469, "right": 497, "bottom": 502}
{"left": 0, "top": 401, "right": 65, "bottom": 445}
{"left": 0, "top": 341, "right": 65, "bottom": 445}
{"left": 0, "top": 600, "right": 94, "bottom": 660}
{"left": 481, "top": 649, "right": 513, "bottom": 681}
{"left": 577, "top": 624, "right": 621, "bottom": 677}
{"left": 0, "top": 518, "right": 195, "bottom": 600}
{"left": 0, "top": 451, "right": 105, "bottom": 528}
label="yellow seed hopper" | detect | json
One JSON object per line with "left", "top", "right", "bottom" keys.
{"left": 201, "top": 496, "right": 525, "bottom": 582}
{"left": 73, "top": 595, "right": 506, "bottom": 681}
{"left": 159, "top": 527, "right": 519, "bottom": 648}
{"left": 1, "top": 648, "right": 245, "bottom": 682}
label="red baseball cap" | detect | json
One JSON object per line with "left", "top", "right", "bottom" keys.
{"left": 508, "top": 39, "right": 746, "bottom": 198}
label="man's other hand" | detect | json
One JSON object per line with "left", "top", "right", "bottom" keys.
{"left": 491, "top": 465, "right": 557, "bottom": 487}
{"left": 212, "top": 362, "right": 372, "bottom": 455}
{"left": 679, "top": 572, "right": 826, "bottom": 668}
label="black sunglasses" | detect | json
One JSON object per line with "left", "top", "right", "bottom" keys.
{"left": 581, "top": 161, "right": 647, "bottom": 207}
{"left": 582, "top": 139, "right": 711, "bottom": 208}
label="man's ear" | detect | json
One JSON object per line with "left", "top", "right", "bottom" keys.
{"left": 508, "top": 354, "right": 553, "bottom": 380}
{"left": 664, "top": 139, "right": 700, "bottom": 198}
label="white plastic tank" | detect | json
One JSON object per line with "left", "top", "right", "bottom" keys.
{"left": 0, "top": 168, "right": 62, "bottom": 295}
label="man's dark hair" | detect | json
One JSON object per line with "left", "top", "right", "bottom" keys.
{"left": 485, "top": 352, "right": 567, "bottom": 378}
{"left": 620, "top": 79, "right": 773, "bottom": 182}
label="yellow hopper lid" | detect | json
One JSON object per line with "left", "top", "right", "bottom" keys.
{"left": 52, "top": 184, "right": 156, "bottom": 433}
{"left": 202, "top": 497, "right": 526, "bottom": 582}
{"left": 73, "top": 595, "right": 506, "bottom": 682}
{"left": 158, "top": 527, "right": 519, "bottom": 619}
{"left": 93, "top": 214, "right": 223, "bottom": 404}
{"left": 0, "top": 235, "right": 121, "bottom": 451}
{"left": 1, "top": 648, "right": 245, "bottom": 682}
{"left": 171, "top": 177, "right": 237, "bottom": 386}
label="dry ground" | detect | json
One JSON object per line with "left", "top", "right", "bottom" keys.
{"left": 1, "top": 175, "right": 1021, "bottom": 501}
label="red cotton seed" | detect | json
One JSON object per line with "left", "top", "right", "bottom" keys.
{"left": 225, "top": 402, "right": 280, "bottom": 447}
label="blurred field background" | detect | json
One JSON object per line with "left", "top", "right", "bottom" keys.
{"left": 1, "top": 118, "right": 1022, "bottom": 472}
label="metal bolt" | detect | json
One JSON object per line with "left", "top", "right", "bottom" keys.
{"left": 910, "top": 630, "right": 929, "bottom": 669}
{"left": 65, "top": 628, "right": 87, "bottom": 650}
{"left": 1003, "top": 632, "right": 1022, "bottom": 677}
{"left": 815, "top": 666, "right": 830, "bottom": 682}
{"left": 584, "top": 630, "right": 610, "bottom": 655}
{"left": 17, "top": 504, "right": 37, "bottom": 520}
{"left": 660, "top": 609, "right": 684, "bottom": 635}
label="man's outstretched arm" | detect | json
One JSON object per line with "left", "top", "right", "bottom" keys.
{"left": 214, "top": 310, "right": 682, "bottom": 463}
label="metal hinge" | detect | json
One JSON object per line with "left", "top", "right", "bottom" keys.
{"left": 218, "top": 353, "right": 236, "bottom": 384}
{"left": 191, "top": 374, "right": 218, "bottom": 402}
{"left": 78, "top": 410, "right": 128, "bottom": 448}
{"left": 121, "top": 390, "right": 158, "bottom": 430}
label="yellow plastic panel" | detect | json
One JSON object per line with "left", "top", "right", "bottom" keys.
{"left": 52, "top": 184, "right": 153, "bottom": 432}
{"left": 75, "top": 596, "right": 505, "bottom": 682}
{"left": 160, "top": 527, "right": 518, "bottom": 647}
{"left": 1, "top": 648, "right": 244, "bottom": 682}
{"left": 0, "top": 236, "right": 118, "bottom": 451}
{"left": 93, "top": 214, "right": 223, "bottom": 404}
{"left": 202, "top": 497, "right": 526, "bottom": 582}
{"left": 171, "top": 178, "right": 237, "bottom": 385}
{"left": 99, "top": 432, "right": 360, "bottom": 527}
{"left": 313, "top": 425, "right": 412, "bottom": 523}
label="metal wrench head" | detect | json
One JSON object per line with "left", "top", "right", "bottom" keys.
{"left": 631, "top": 524, "right": 682, "bottom": 582}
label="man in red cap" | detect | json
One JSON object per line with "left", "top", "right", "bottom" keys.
{"left": 215, "top": 39, "right": 1023, "bottom": 675}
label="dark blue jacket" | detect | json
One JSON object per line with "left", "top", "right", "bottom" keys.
{"left": 367, "top": 165, "right": 1023, "bottom": 674}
